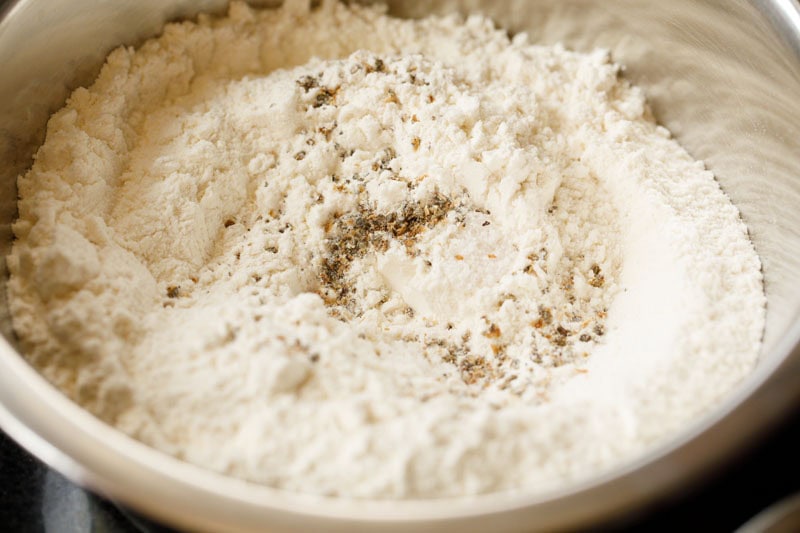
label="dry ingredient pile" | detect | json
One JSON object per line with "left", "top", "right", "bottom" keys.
{"left": 8, "top": 0, "right": 765, "bottom": 498}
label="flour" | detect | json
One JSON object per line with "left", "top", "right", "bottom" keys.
{"left": 7, "top": 0, "right": 765, "bottom": 498}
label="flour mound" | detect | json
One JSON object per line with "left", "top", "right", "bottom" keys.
{"left": 7, "top": 1, "right": 765, "bottom": 498}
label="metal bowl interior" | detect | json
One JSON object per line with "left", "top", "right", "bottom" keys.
{"left": 0, "top": 1, "right": 799, "bottom": 531}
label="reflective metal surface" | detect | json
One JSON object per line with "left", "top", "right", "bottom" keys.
{"left": 738, "top": 492, "right": 800, "bottom": 533}
{"left": 0, "top": 1, "right": 798, "bottom": 531}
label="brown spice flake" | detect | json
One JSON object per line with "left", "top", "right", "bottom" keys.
{"left": 166, "top": 286, "right": 180, "bottom": 299}
{"left": 296, "top": 75, "right": 318, "bottom": 92}
{"left": 589, "top": 277, "right": 605, "bottom": 288}
{"left": 484, "top": 323, "right": 502, "bottom": 338}
{"left": 454, "top": 254, "right": 464, "bottom": 261}
{"left": 459, "top": 354, "right": 488, "bottom": 385}
{"left": 319, "top": 193, "right": 453, "bottom": 308}
{"left": 318, "top": 123, "right": 336, "bottom": 140}
{"left": 313, "top": 86, "right": 339, "bottom": 108}
{"left": 589, "top": 263, "right": 605, "bottom": 287}
{"left": 411, "top": 137, "right": 421, "bottom": 151}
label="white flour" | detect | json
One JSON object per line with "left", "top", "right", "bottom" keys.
{"left": 7, "top": 0, "right": 765, "bottom": 498}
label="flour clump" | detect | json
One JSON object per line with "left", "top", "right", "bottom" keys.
{"left": 7, "top": 0, "right": 766, "bottom": 498}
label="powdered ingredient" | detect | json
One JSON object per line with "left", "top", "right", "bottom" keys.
{"left": 7, "top": 0, "right": 765, "bottom": 498}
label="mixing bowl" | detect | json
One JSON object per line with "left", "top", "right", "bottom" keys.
{"left": 0, "top": 0, "right": 799, "bottom": 531}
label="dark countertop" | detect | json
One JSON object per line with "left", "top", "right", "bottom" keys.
{"left": 1, "top": 409, "right": 799, "bottom": 532}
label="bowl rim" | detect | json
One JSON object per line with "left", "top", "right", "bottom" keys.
{"left": 2, "top": 320, "right": 799, "bottom": 530}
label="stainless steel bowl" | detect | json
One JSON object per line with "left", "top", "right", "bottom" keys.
{"left": 1, "top": 1, "right": 799, "bottom": 531}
